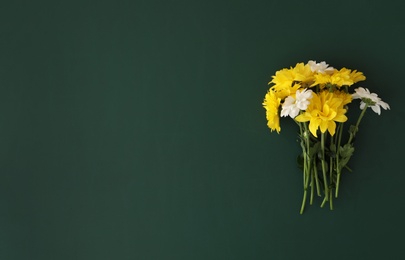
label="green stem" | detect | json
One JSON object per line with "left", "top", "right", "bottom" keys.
{"left": 304, "top": 124, "right": 311, "bottom": 190}
{"left": 321, "top": 133, "right": 328, "bottom": 201}
{"left": 329, "top": 157, "right": 333, "bottom": 183}
{"left": 300, "top": 188, "right": 307, "bottom": 214}
{"left": 298, "top": 123, "right": 306, "bottom": 186}
{"left": 335, "top": 122, "right": 344, "bottom": 198}
{"left": 334, "top": 105, "right": 368, "bottom": 199}
{"left": 313, "top": 162, "right": 321, "bottom": 196}
{"left": 302, "top": 122, "right": 311, "bottom": 174}
{"left": 299, "top": 122, "right": 310, "bottom": 214}
{"left": 337, "top": 122, "right": 344, "bottom": 149}
{"left": 335, "top": 173, "right": 341, "bottom": 198}
{"left": 300, "top": 159, "right": 310, "bottom": 214}
{"left": 320, "top": 196, "right": 327, "bottom": 208}
{"left": 329, "top": 189, "right": 333, "bottom": 210}
{"left": 310, "top": 167, "right": 314, "bottom": 205}
{"left": 348, "top": 104, "right": 368, "bottom": 144}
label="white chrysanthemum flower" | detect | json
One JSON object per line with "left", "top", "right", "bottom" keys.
{"left": 281, "top": 89, "right": 313, "bottom": 118}
{"left": 307, "top": 60, "right": 335, "bottom": 74}
{"left": 352, "top": 87, "right": 390, "bottom": 115}
{"left": 281, "top": 96, "right": 299, "bottom": 118}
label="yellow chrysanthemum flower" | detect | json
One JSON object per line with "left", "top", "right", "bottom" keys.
{"left": 263, "top": 90, "right": 281, "bottom": 133}
{"left": 292, "top": 62, "right": 314, "bottom": 83}
{"left": 295, "top": 91, "right": 348, "bottom": 137}
{"left": 349, "top": 70, "right": 366, "bottom": 83}
{"left": 269, "top": 68, "right": 294, "bottom": 92}
{"left": 334, "top": 90, "right": 352, "bottom": 106}
{"left": 312, "top": 68, "right": 363, "bottom": 88}
{"left": 312, "top": 72, "right": 333, "bottom": 87}
{"left": 331, "top": 68, "right": 353, "bottom": 86}
{"left": 272, "top": 83, "right": 301, "bottom": 100}
{"left": 269, "top": 63, "right": 314, "bottom": 96}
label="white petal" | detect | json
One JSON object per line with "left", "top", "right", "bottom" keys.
{"left": 301, "top": 91, "right": 313, "bottom": 100}
{"left": 280, "top": 107, "right": 290, "bottom": 117}
{"left": 296, "top": 100, "right": 310, "bottom": 110}
{"left": 324, "top": 67, "right": 335, "bottom": 74}
{"left": 307, "top": 60, "right": 334, "bottom": 73}
{"left": 283, "top": 96, "right": 295, "bottom": 106}
{"left": 290, "top": 107, "right": 300, "bottom": 118}
{"left": 352, "top": 93, "right": 360, "bottom": 99}
{"left": 353, "top": 87, "right": 366, "bottom": 99}
{"left": 378, "top": 100, "right": 390, "bottom": 110}
{"left": 371, "top": 105, "right": 381, "bottom": 115}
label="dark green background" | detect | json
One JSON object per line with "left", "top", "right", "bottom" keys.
{"left": 1, "top": 0, "right": 404, "bottom": 259}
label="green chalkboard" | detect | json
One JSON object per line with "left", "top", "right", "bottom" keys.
{"left": 1, "top": 0, "right": 404, "bottom": 259}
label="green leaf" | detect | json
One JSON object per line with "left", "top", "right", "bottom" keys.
{"left": 349, "top": 125, "right": 358, "bottom": 139}
{"left": 309, "top": 142, "right": 321, "bottom": 157}
{"left": 316, "top": 159, "right": 328, "bottom": 172}
{"left": 297, "top": 154, "right": 304, "bottom": 170}
{"left": 328, "top": 143, "right": 337, "bottom": 158}
{"left": 338, "top": 144, "right": 355, "bottom": 171}
{"left": 339, "top": 157, "right": 351, "bottom": 169}
{"left": 329, "top": 143, "right": 336, "bottom": 153}
{"left": 339, "top": 144, "right": 355, "bottom": 158}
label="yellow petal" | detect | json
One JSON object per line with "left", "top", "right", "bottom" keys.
{"left": 319, "top": 120, "right": 328, "bottom": 133}
{"left": 334, "top": 114, "right": 347, "bottom": 123}
{"left": 295, "top": 113, "right": 309, "bottom": 122}
{"left": 327, "top": 121, "right": 336, "bottom": 136}
{"left": 309, "top": 119, "right": 321, "bottom": 137}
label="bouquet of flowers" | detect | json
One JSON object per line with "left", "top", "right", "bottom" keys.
{"left": 262, "top": 60, "right": 390, "bottom": 214}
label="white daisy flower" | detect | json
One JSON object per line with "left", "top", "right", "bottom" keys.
{"left": 307, "top": 60, "right": 335, "bottom": 74}
{"left": 352, "top": 87, "right": 390, "bottom": 115}
{"left": 281, "top": 89, "right": 313, "bottom": 118}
